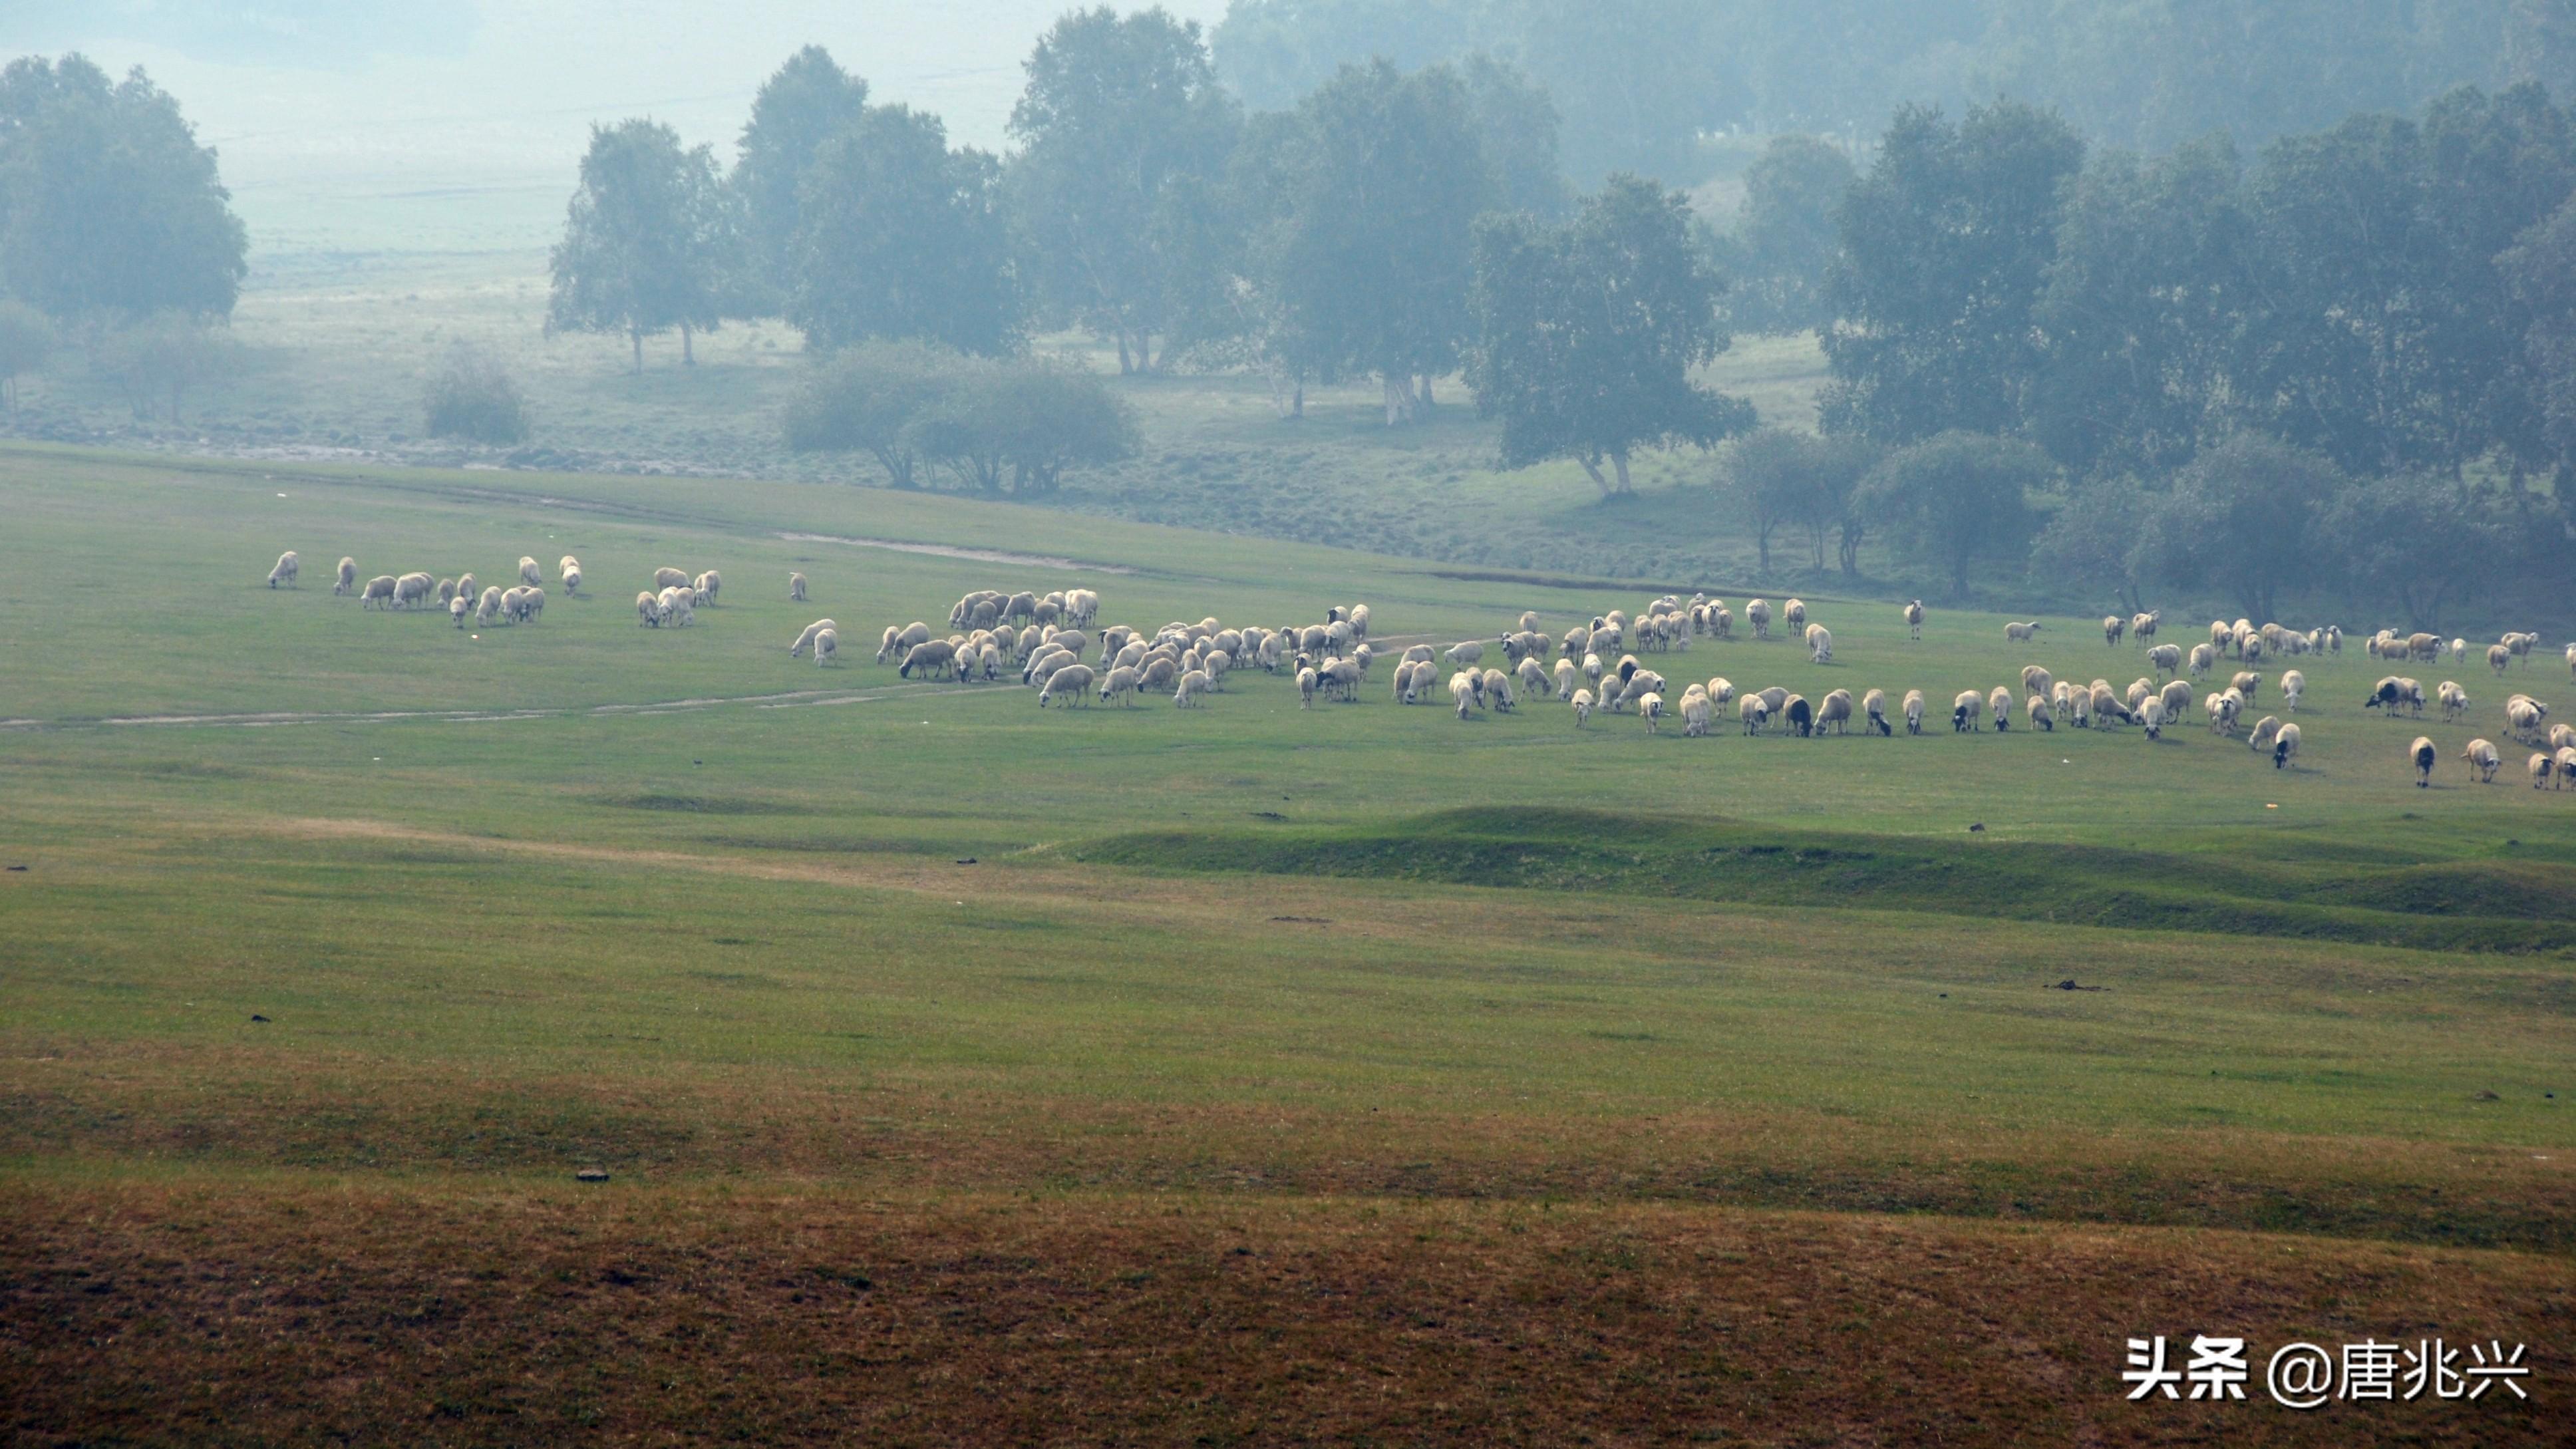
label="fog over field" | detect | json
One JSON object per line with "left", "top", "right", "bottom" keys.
{"left": 25, "top": 1, "right": 1227, "bottom": 250}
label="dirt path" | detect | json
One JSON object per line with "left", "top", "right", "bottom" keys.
{"left": 0, "top": 682, "right": 987, "bottom": 733}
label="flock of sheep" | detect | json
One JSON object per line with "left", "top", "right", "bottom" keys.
{"left": 267, "top": 548, "right": 2571, "bottom": 791}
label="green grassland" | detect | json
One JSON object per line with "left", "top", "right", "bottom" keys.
{"left": 4, "top": 444, "right": 2572, "bottom": 1444}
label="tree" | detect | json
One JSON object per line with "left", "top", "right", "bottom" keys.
{"left": 991, "top": 366, "right": 1142, "bottom": 494}
{"left": 2030, "top": 138, "right": 2251, "bottom": 478}
{"left": 547, "top": 120, "right": 730, "bottom": 371}
{"left": 732, "top": 47, "right": 869, "bottom": 307}
{"left": 1728, "top": 134, "right": 1856, "bottom": 335}
{"left": 0, "top": 55, "right": 247, "bottom": 321}
{"left": 93, "top": 311, "right": 234, "bottom": 421}
{"left": 422, "top": 345, "right": 529, "bottom": 444}
{"left": 1722, "top": 428, "right": 1880, "bottom": 575}
{"left": 1007, "top": 7, "right": 1240, "bottom": 373}
{"left": 1270, "top": 61, "right": 1496, "bottom": 424}
{"left": 1468, "top": 175, "right": 1754, "bottom": 496}
{"left": 2318, "top": 474, "right": 2505, "bottom": 631}
{"left": 0, "top": 299, "right": 55, "bottom": 409}
{"left": 1857, "top": 430, "right": 2052, "bottom": 599}
{"left": 789, "top": 106, "right": 1021, "bottom": 356}
{"left": 782, "top": 339, "right": 960, "bottom": 489}
{"left": 2027, "top": 474, "right": 2154, "bottom": 614}
{"left": 1820, "top": 102, "right": 2086, "bottom": 444}
{"left": 2500, "top": 192, "right": 2576, "bottom": 480}
{"left": 2132, "top": 432, "right": 2342, "bottom": 622}
{"left": 1458, "top": 54, "right": 1569, "bottom": 219}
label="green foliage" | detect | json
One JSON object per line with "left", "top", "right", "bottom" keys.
{"left": 1269, "top": 61, "right": 1496, "bottom": 421}
{"left": 2026, "top": 474, "right": 2152, "bottom": 615}
{"left": 2501, "top": 192, "right": 2576, "bottom": 473}
{"left": 0, "top": 298, "right": 57, "bottom": 408}
{"left": 422, "top": 345, "right": 529, "bottom": 445}
{"left": 1006, "top": 7, "right": 1241, "bottom": 373}
{"left": 0, "top": 55, "right": 247, "bottom": 321}
{"left": 784, "top": 343, "right": 1135, "bottom": 495}
{"left": 788, "top": 107, "right": 1021, "bottom": 357}
{"left": 1721, "top": 426, "right": 1882, "bottom": 576}
{"left": 1470, "top": 176, "right": 1753, "bottom": 496}
{"left": 90, "top": 311, "right": 236, "bottom": 422}
{"left": 2132, "top": 432, "right": 2344, "bottom": 623}
{"left": 1859, "top": 430, "right": 2051, "bottom": 599}
{"left": 546, "top": 120, "right": 733, "bottom": 371}
{"left": 1456, "top": 55, "right": 1569, "bottom": 218}
{"left": 2317, "top": 474, "right": 2507, "bottom": 632}
{"left": 1726, "top": 135, "right": 1857, "bottom": 335}
{"left": 731, "top": 47, "right": 870, "bottom": 308}
{"left": 1820, "top": 102, "right": 2086, "bottom": 444}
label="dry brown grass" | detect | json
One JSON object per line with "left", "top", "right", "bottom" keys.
{"left": 5, "top": 1176, "right": 2567, "bottom": 1447}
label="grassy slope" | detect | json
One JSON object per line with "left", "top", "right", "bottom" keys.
{"left": 4, "top": 445, "right": 2572, "bottom": 1442}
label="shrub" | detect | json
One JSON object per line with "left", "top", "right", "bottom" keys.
{"left": 424, "top": 346, "right": 529, "bottom": 443}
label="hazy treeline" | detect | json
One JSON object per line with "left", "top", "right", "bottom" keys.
{"left": 1215, "top": 0, "right": 2576, "bottom": 180}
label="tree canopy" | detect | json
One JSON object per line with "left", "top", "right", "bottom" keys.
{"left": 546, "top": 119, "right": 732, "bottom": 371}
{"left": 788, "top": 106, "right": 1021, "bottom": 356}
{"left": 732, "top": 46, "right": 869, "bottom": 307}
{"left": 0, "top": 55, "right": 247, "bottom": 321}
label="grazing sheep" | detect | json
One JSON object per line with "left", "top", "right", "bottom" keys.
{"left": 2090, "top": 683, "right": 2132, "bottom": 726}
{"left": 2245, "top": 714, "right": 2282, "bottom": 754}
{"left": 2102, "top": 614, "right": 2124, "bottom": 647}
{"left": 636, "top": 590, "right": 661, "bottom": 627}
{"left": 2565, "top": 643, "right": 2576, "bottom": 681}
{"left": 1953, "top": 689, "right": 1984, "bottom": 732}
{"left": 1444, "top": 640, "right": 1486, "bottom": 669}
{"left": 1485, "top": 668, "right": 1518, "bottom": 713}
{"left": 1984, "top": 685, "right": 2011, "bottom": 732}
{"left": 2158, "top": 679, "right": 2193, "bottom": 723}
{"left": 788, "top": 619, "right": 838, "bottom": 657}
{"left": 1639, "top": 691, "right": 1665, "bottom": 733}
{"left": 654, "top": 566, "right": 689, "bottom": 590}
{"left": 1863, "top": 688, "right": 1892, "bottom": 735}
{"left": 1517, "top": 655, "right": 1550, "bottom": 701}
{"left": 2147, "top": 643, "right": 2181, "bottom": 676}
{"left": 330, "top": 557, "right": 357, "bottom": 595}
{"left": 1174, "top": 669, "right": 1211, "bottom": 707}
{"left": 2279, "top": 669, "right": 2304, "bottom": 713}
{"left": 2410, "top": 735, "right": 2438, "bottom": 786}
{"left": 2463, "top": 738, "right": 2502, "bottom": 782}
{"left": 2561, "top": 746, "right": 2576, "bottom": 788}
{"left": 787, "top": 571, "right": 809, "bottom": 603}
{"left": 1904, "top": 600, "right": 1923, "bottom": 641}
{"left": 2506, "top": 631, "right": 2536, "bottom": 667}
{"left": 395, "top": 571, "right": 434, "bottom": 610}
{"left": 2437, "top": 680, "right": 2469, "bottom": 721}
{"left": 2204, "top": 692, "right": 2234, "bottom": 734}
{"left": 1448, "top": 669, "right": 1478, "bottom": 719}
{"left": 1756, "top": 685, "right": 1789, "bottom": 716}
{"left": 1039, "top": 663, "right": 1096, "bottom": 707}
{"left": 2533, "top": 752, "right": 2557, "bottom": 788}
{"left": 1681, "top": 687, "right": 1713, "bottom": 736}
{"left": 1705, "top": 676, "right": 1736, "bottom": 707}
{"left": 2505, "top": 696, "right": 2544, "bottom": 741}
{"left": 359, "top": 574, "right": 399, "bottom": 609}
{"left": 1784, "top": 598, "right": 1807, "bottom": 631}
{"left": 2026, "top": 694, "right": 2053, "bottom": 731}
{"left": 2020, "top": 665, "right": 2054, "bottom": 701}
{"left": 267, "top": 551, "right": 299, "bottom": 588}
{"left": 509, "top": 556, "right": 536, "bottom": 587}
{"left": 2005, "top": 621, "right": 2042, "bottom": 643}
{"left": 518, "top": 587, "right": 546, "bottom": 623}
{"left": 2552, "top": 723, "right": 2576, "bottom": 753}
{"left": 2125, "top": 679, "right": 2154, "bottom": 714}
{"left": 2489, "top": 643, "right": 2513, "bottom": 675}
{"left": 1903, "top": 689, "right": 1925, "bottom": 735}
{"left": 2070, "top": 685, "right": 2092, "bottom": 728}
{"left": 2227, "top": 670, "right": 2261, "bottom": 706}
{"left": 2134, "top": 612, "right": 2160, "bottom": 645}
{"left": 1553, "top": 658, "right": 1577, "bottom": 701}
{"left": 2273, "top": 722, "right": 2301, "bottom": 768}
{"left": 1746, "top": 598, "right": 1772, "bottom": 639}
{"left": 476, "top": 585, "right": 504, "bottom": 625}
{"left": 812, "top": 627, "right": 840, "bottom": 666}
{"left": 1573, "top": 688, "right": 1595, "bottom": 727}
{"left": 1738, "top": 693, "right": 1769, "bottom": 734}
{"left": 1710, "top": 605, "right": 1733, "bottom": 639}
{"left": 1806, "top": 623, "right": 1833, "bottom": 663}
{"left": 2364, "top": 675, "right": 2420, "bottom": 717}
{"left": 1816, "top": 689, "right": 1853, "bottom": 735}
{"left": 436, "top": 577, "right": 458, "bottom": 607}
{"left": 899, "top": 640, "right": 959, "bottom": 679}
{"left": 450, "top": 593, "right": 470, "bottom": 627}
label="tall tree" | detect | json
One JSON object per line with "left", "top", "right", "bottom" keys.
{"left": 2132, "top": 432, "right": 2342, "bottom": 621}
{"left": 1271, "top": 60, "right": 1496, "bottom": 424}
{"left": 547, "top": 120, "right": 729, "bottom": 371}
{"left": 732, "top": 47, "right": 869, "bottom": 307}
{"left": 1457, "top": 53, "right": 1569, "bottom": 219}
{"left": 1007, "top": 6, "right": 1240, "bottom": 373}
{"left": 1728, "top": 134, "right": 1857, "bottom": 335}
{"left": 0, "top": 55, "right": 247, "bottom": 321}
{"left": 2029, "top": 137, "right": 2251, "bottom": 477}
{"left": 1857, "top": 430, "right": 2052, "bottom": 599}
{"left": 2318, "top": 474, "right": 2505, "bottom": 631}
{"left": 1723, "top": 427, "right": 1881, "bottom": 575}
{"left": 2500, "top": 192, "right": 2576, "bottom": 482}
{"left": 1820, "top": 102, "right": 2086, "bottom": 443}
{"left": 789, "top": 106, "right": 1021, "bottom": 356}
{"left": 1468, "top": 174, "right": 1754, "bottom": 495}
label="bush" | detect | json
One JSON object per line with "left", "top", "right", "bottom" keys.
{"left": 92, "top": 311, "right": 238, "bottom": 422}
{"left": 424, "top": 346, "right": 529, "bottom": 444}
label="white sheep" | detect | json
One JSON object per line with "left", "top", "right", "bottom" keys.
{"left": 2159, "top": 679, "right": 2193, "bottom": 723}
{"left": 450, "top": 593, "right": 469, "bottom": 627}
{"left": 1445, "top": 640, "right": 1486, "bottom": 669}
{"left": 561, "top": 562, "right": 582, "bottom": 596}
{"left": 1681, "top": 687, "right": 1712, "bottom": 736}
{"left": 813, "top": 627, "right": 840, "bottom": 666}
{"left": 2533, "top": 752, "right": 2557, "bottom": 788}
{"left": 2410, "top": 735, "right": 2438, "bottom": 786}
{"left": 1746, "top": 598, "right": 1772, "bottom": 639}
{"left": 2561, "top": 746, "right": 2576, "bottom": 787}
{"left": 1903, "top": 689, "right": 1925, "bottom": 735}
{"left": 395, "top": 572, "right": 434, "bottom": 610}
{"left": 2026, "top": 694, "right": 2053, "bottom": 731}
{"left": 1805, "top": 623, "right": 1832, "bottom": 663}
{"left": 329, "top": 557, "right": 361, "bottom": 595}
{"left": 2279, "top": 669, "right": 2305, "bottom": 713}
{"left": 2102, "top": 614, "right": 2124, "bottom": 646}
{"left": 514, "top": 556, "right": 539, "bottom": 587}
{"left": 1738, "top": 693, "right": 1768, "bottom": 734}
{"left": 359, "top": 574, "right": 398, "bottom": 609}
{"left": 2273, "top": 722, "right": 2301, "bottom": 768}
{"left": 1039, "top": 663, "right": 1095, "bottom": 707}
{"left": 1903, "top": 600, "right": 1923, "bottom": 641}
{"left": 1174, "top": 669, "right": 1211, "bottom": 707}
{"left": 2463, "top": 738, "right": 2501, "bottom": 782}
{"left": 1102, "top": 665, "right": 1143, "bottom": 705}
{"left": 1572, "top": 688, "right": 1595, "bottom": 728}
{"left": 476, "top": 585, "right": 504, "bottom": 625}
{"left": 695, "top": 570, "right": 722, "bottom": 605}
{"left": 2005, "top": 621, "right": 2041, "bottom": 643}
{"left": 788, "top": 618, "right": 838, "bottom": 657}
{"left": 2140, "top": 695, "right": 2168, "bottom": 739}
{"left": 654, "top": 566, "right": 690, "bottom": 590}
{"left": 2147, "top": 643, "right": 2181, "bottom": 676}
{"left": 1816, "top": 688, "right": 1853, "bottom": 735}
{"left": 1953, "top": 689, "right": 1984, "bottom": 732}
{"left": 790, "top": 571, "right": 808, "bottom": 602}
{"left": 1863, "top": 687, "right": 1891, "bottom": 736}
{"left": 1989, "top": 686, "right": 2014, "bottom": 732}
{"left": 2437, "top": 680, "right": 2469, "bottom": 721}
{"left": 1638, "top": 691, "right": 1665, "bottom": 732}
{"left": 636, "top": 590, "right": 661, "bottom": 627}
{"left": 267, "top": 551, "right": 299, "bottom": 588}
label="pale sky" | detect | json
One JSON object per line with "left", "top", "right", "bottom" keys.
{"left": 10, "top": 1, "right": 1232, "bottom": 253}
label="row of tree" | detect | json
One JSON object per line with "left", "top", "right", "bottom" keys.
{"left": 1213, "top": 0, "right": 2575, "bottom": 180}
{"left": 784, "top": 341, "right": 1138, "bottom": 496}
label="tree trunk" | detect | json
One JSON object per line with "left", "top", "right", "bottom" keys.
{"left": 1611, "top": 450, "right": 1632, "bottom": 496}
{"left": 1292, "top": 379, "right": 1303, "bottom": 419}
{"left": 1116, "top": 329, "right": 1132, "bottom": 375}
{"left": 1578, "top": 457, "right": 1614, "bottom": 497}
{"left": 1382, "top": 375, "right": 1415, "bottom": 426}
{"left": 1414, "top": 374, "right": 1436, "bottom": 412}
{"left": 681, "top": 323, "right": 695, "bottom": 366}
{"left": 630, "top": 327, "right": 643, "bottom": 374}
